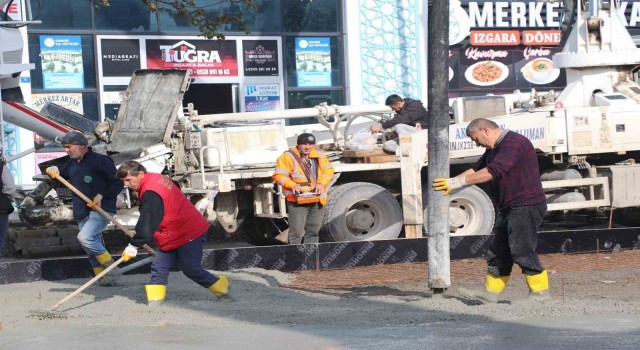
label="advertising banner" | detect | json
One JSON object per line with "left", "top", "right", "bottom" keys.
{"left": 101, "top": 39, "right": 141, "bottom": 77}
{"left": 242, "top": 40, "right": 279, "bottom": 76}
{"left": 295, "top": 37, "right": 331, "bottom": 87}
{"left": 40, "top": 35, "right": 84, "bottom": 90}
{"left": 145, "top": 39, "right": 238, "bottom": 77}
{"left": 449, "top": 1, "right": 570, "bottom": 94}
{"left": 244, "top": 84, "right": 280, "bottom": 112}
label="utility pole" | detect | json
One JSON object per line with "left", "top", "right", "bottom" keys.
{"left": 426, "top": 0, "right": 451, "bottom": 296}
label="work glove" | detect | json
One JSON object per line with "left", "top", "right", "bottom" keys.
{"left": 45, "top": 166, "right": 59, "bottom": 179}
{"left": 432, "top": 176, "right": 467, "bottom": 196}
{"left": 122, "top": 244, "right": 138, "bottom": 262}
{"left": 86, "top": 194, "right": 103, "bottom": 209}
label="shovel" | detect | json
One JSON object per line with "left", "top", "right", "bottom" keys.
{"left": 29, "top": 256, "right": 126, "bottom": 319}
{"left": 29, "top": 174, "right": 156, "bottom": 319}
{"left": 52, "top": 174, "right": 156, "bottom": 255}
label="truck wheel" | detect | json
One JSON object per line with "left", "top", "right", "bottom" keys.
{"left": 322, "top": 182, "right": 403, "bottom": 241}
{"left": 424, "top": 185, "right": 495, "bottom": 236}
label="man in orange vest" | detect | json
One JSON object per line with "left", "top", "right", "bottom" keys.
{"left": 273, "top": 133, "right": 334, "bottom": 244}
{"left": 116, "top": 160, "right": 230, "bottom": 305}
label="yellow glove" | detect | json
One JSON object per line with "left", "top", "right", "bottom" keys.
{"left": 122, "top": 244, "right": 138, "bottom": 262}
{"left": 45, "top": 166, "right": 59, "bottom": 179}
{"left": 432, "top": 176, "right": 467, "bottom": 196}
{"left": 86, "top": 194, "right": 103, "bottom": 209}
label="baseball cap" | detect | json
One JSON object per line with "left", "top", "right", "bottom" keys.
{"left": 297, "top": 133, "right": 316, "bottom": 145}
{"left": 60, "top": 131, "right": 88, "bottom": 146}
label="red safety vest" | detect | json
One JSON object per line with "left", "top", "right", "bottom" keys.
{"left": 138, "top": 173, "right": 210, "bottom": 251}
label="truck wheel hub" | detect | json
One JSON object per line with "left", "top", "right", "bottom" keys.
{"left": 346, "top": 210, "right": 375, "bottom": 230}
{"left": 449, "top": 207, "right": 468, "bottom": 228}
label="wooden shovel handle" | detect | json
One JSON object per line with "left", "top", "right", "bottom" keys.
{"left": 50, "top": 256, "right": 125, "bottom": 311}
{"left": 53, "top": 175, "right": 155, "bottom": 256}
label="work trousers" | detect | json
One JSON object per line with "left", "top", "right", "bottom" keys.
{"left": 382, "top": 124, "right": 416, "bottom": 153}
{"left": 150, "top": 232, "right": 219, "bottom": 288}
{"left": 287, "top": 201, "right": 325, "bottom": 244}
{"left": 487, "top": 201, "right": 547, "bottom": 276}
{"left": 77, "top": 211, "right": 112, "bottom": 268}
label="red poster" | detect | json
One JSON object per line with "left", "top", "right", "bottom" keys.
{"left": 145, "top": 39, "right": 238, "bottom": 77}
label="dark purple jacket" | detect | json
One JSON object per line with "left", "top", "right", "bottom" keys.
{"left": 381, "top": 98, "right": 429, "bottom": 129}
{"left": 472, "top": 130, "right": 546, "bottom": 210}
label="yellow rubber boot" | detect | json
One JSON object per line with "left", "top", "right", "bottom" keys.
{"left": 95, "top": 252, "right": 120, "bottom": 286}
{"left": 525, "top": 270, "right": 550, "bottom": 301}
{"left": 458, "top": 274, "right": 509, "bottom": 303}
{"left": 145, "top": 284, "right": 166, "bottom": 306}
{"left": 208, "top": 275, "right": 231, "bottom": 299}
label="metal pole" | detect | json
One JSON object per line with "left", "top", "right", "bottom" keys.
{"left": 426, "top": 0, "right": 451, "bottom": 296}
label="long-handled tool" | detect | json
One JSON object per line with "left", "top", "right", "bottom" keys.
{"left": 29, "top": 174, "right": 157, "bottom": 319}
{"left": 29, "top": 256, "right": 126, "bottom": 319}
{"left": 53, "top": 174, "right": 156, "bottom": 256}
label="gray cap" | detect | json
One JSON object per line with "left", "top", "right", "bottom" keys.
{"left": 60, "top": 131, "right": 88, "bottom": 146}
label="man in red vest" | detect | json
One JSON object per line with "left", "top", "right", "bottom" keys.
{"left": 116, "top": 160, "right": 230, "bottom": 305}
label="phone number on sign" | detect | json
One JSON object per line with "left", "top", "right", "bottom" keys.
{"left": 190, "top": 68, "right": 231, "bottom": 75}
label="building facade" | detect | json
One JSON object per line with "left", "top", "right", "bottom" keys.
{"left": 9, "top": 0, "right": 640, "bottom": 185}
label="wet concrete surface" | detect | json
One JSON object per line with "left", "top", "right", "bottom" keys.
{"left": 2, "top": 316, "right": 640, "bottom": 350}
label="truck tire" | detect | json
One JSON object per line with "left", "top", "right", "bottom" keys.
{"left": 322, "top": 182, "right": 403, "bottom": 241}
{"left": 424, "top": 185, "right": 495, "bottom": 236}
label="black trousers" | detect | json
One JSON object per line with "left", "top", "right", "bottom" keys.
{"left": 487, "top": 201, "right": 547, "bottom": 276}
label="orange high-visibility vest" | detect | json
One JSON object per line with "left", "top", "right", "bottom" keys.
{"left": 273, "top": 147, "right": 334, "bottom": 205}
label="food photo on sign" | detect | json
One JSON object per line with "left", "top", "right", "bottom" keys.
{"left": 459, "top": 47, "right": 514, "bottom": 89}
{"left": 513, "top": 47, "right": 566, "bottom": 88}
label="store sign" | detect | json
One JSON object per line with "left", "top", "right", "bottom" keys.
{"left": 243, "top": 40, "right": 279, "bottom": 76}
{"left": 295, "top": 37, "right": 331, "bottom": 88}
{"left": 449, "top": 1, "right": 569, "bottom": 91}
{"left": 101, "top": 39, "right": 141, "bottom": 77}
{"left": 244, "top": 84, "right": 280, "bottom": 112}
{"left": 30, "top": 93, "right": 83, "bottom": 142}
{"left": 39, "top": 35, "right": 84, "bottom": 90}
{"left": 145, "top": 39, "right": 238, "bottom": 77}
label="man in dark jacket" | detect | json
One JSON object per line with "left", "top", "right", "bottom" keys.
{"left": 46, "top": 131, "right": 124, "bottom": 285}
{"left": 370, "top": 94, "right": 429, "bottom": 153}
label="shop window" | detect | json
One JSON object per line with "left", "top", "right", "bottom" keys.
{"left": 94, "top": 0, "right": 155, "bottom": 32}
{"left": 28, "top": 34, "right": 96, "bottom": 90}
{"left": 282, "top": 0, "right": 338, "bottom": 33}
{"left": 286, "top": 90, "right": 343, "bottom": 125}
{"left": 157, "top": 0, "right": 281, "bottom": 33}
{"left": 284, "top": 36, "right": 342, "bottom": 88}
{"left": 28, "top": 0, "right": 91, "bottom": 29}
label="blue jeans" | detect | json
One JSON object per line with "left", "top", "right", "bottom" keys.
{"left": 0, "top": 213, "right": 8, "bottom": 257}
{"left": 77, "top": 211, "right": 112, "bottom": 268}
{"left": 150, "top": 232, "right": 218, "bottom": 288}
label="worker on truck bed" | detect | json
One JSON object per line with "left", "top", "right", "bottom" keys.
{"left": 369, "top": 94, "right": 429, "bottom": 154}
{"left": 46, "top": 131, "right": 124, "bottom": 286}
{"left": 116, "top": 160, "right": 230, "bottom": 305}
{"left": 273, "top": 133, "right": 334, "bottom": 245}
{"left": 433, "top": 118, "right": 550, "bottom": 303}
